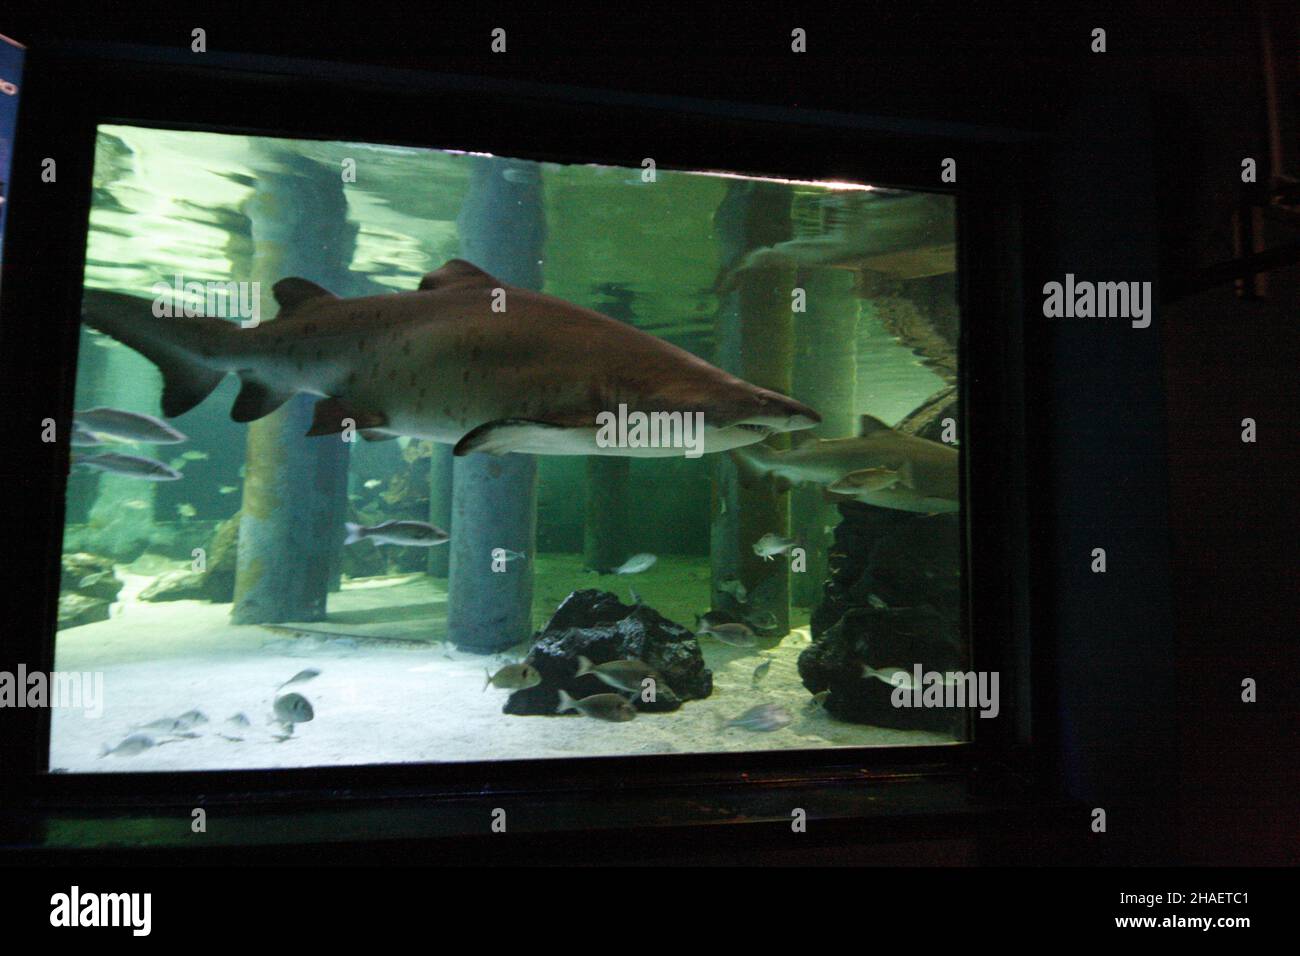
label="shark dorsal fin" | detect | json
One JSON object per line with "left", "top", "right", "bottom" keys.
{"left": 419, "top": 259, "right": 499, "bottom": 292}
{"left": 858, "top": 415, "right": 891, "bottom": 437}
{"left": 273, "top": 278, "right": 337, "bottom": 315}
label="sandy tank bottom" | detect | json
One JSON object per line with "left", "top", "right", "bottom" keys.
{"left": 50, "top": 555, "right": 956, "bottom": 772}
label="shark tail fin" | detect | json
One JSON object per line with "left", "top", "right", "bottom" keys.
{"left": 81, "top": 290, "right": 231, "bottom": 418}
{"left": 343, "top": 523, "right": 364, "bottom": 546}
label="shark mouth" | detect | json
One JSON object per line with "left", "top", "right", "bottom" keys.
{"left": 734, "top": 423, "right": 775, "bottom": 437}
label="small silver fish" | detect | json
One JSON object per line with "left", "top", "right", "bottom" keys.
{"left": 70, "top": 422, "right": 104, "bottom": 446}
{"left": 752, "top": 532, "right": 798, "bottom": 560}
{"left": 698, "top": 621, "right": 757, "bottom": 648}
{"left": 495, "top": 549, "right": 527, "bottom": 562}
{"left": 484, "top": 663, "right": 541, "bottom": 691}
{"left": 226, "top": 713, "right": 251, "bottom": 727}
{"left": 122, "top": 499, "right": 150, "bottom": 510}
{"left": 556, "top": 689, "right": 637, "bottom": 722}
{"left": 868, "top": 594, "right": 888, "bottom": 609}
{"left": 723, "top": 703, "right": 793, "bottom": 732}
{"left": 78, "top": 571, "right": 113, "bottom": 589}
{"left": 612, "top": 553, "right": 656, "bottom": 575}
{"left": 751, "top": 656, "right": 773, "bottom": 687}
{"left": 174, "top": 709, "right": 208, "bottom": 730}
{"left": 744, "top": 610, "right": 778, "bottom": 631}
{"left": 273, "top": 693, "right": 314, "bottom": 724}
{"left": 574, "top": 656, "right": 664, "bottom": 695}
{"left": 74, "top": 452, "right": 183, "bottom": 481}
{"left": 101, "top": 734, "right": 157, "bottom": 757}
{"left": 73, "top": 407, "right": 188, "bottom": 444}
{"left": 344, "top": 520, "right": 449, "bottom": 547}
{"left": 219, "top": 485, "right": 238, "bottom": 495}
{"left": 180, "top": 450, "right": 209, "bottom": 461}
{"left": 363, "top": 479, "right": 383, "bottom": 489}
{"left": 277, "top": 668, "right": 321, "bottom": 690}
{"left": 175, "top": 503, "right": 197, "bottom": 518}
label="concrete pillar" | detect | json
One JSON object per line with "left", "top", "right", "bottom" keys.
{"left": 790, "top": 267, "right": 859, "bottom": 606}
{"left": 231, "top": 146, "right": 354, "bottom": 623}
{"left": 711, "top": 181, "right": 795, "bottom": 636}
{"left": 446, "top": 158, "right": 545, "bottom": 652}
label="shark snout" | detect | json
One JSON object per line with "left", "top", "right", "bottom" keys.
{"left": 740, "top": 391, "right": 822, "bottom": 433}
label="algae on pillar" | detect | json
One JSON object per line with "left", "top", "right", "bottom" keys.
{"left": 231, "top": 146, "right": 356, "bottom": 624}
{"left": 710, "top": 181, "right": 795, "bottom": 637}
{"left": 790, "top": 267, "right": 858, "bottom": 607}
{"left": 446, "top": 158, "right": 544, "bottom": 652}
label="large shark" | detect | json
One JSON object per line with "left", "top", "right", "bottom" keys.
{"left": 730, "top": 414, "right": 959, "bottom": 514}
{"left": 80, "top": 259, "right": 820, "bottom": 457}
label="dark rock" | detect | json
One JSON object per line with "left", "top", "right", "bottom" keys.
{"left": 60, "top": 552, "right": 123, "bottom": 603}
{"left": 812, "top": 502, "right": 960, "bottom": 637}
{"left": 138, "top": 513, "right": 239, "bottom": 603}
{"left": 504, "top": 589, "right": 712, "bottom": 715}
{"left": 57, "top": 592, "right": 111, "bottom": 629}
{"left": 798, "top": 606, "right": 965, "bottom": 733}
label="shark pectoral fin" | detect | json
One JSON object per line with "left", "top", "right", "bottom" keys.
{"left": 231, "top": 377, "right": 297, "bottom": 423}
{"left": 359, "top": 429, "right": 399, "bottom": 442}
{"left": 453, "top": 418, "right": 577, "bottom": 457}
{"left": 272, "top": 278, "right": 338, "bottom": 316}
{"left": 306, "top": 397, "right": 388, "bottom": 437}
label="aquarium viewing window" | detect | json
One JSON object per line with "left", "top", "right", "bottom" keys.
{"left": 49, "top": 124, "right": 968, "bottom": 773}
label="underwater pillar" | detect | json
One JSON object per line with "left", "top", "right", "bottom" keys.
{"left": 790, "top": 268, "right": 859, "bottom": 607}
{"left": 231, "top": 149, "right": 355, "bottom": 623}
{"left": 580, "top": 293, "right": 634, "bottom": 571}
{"left": 711, "top": 181, "right": 795, "bottom": 635}
{"left": 446, "top": 158, "right": 544, "bottom": 652}
{"left": 583, "top": 458, "right": 629, "bottom": 571}
{"left": 427, "top": 445, "right": 454, "bottom": 578}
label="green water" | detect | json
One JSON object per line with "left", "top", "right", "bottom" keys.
{"left": 52, "top": 125, "right": 961, "bottom": 771}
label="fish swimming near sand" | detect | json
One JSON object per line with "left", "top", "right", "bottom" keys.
{"left": 697, "top": 620, "right": 758, "bottom": 649}
{"left": 277, "top": 668, "right": 321, "bottom": 690}
{"left": 101, "top": 734, "right": 159, "bottom": 757}
{"left": 80, "top": 260, "right": 819, "bottom": 457}
{"left": 751, "top": 656, "right": 773, "bottom": 687}
{"left": 722, "top": 703, "right": 793, "bottom": 732}
{"left": 344, "top": 520, "right": 449, "bottom": 547}
{"left": 611, "top": 553, "right": 656, "bottom": 575}
{"left": 73, "top": 406, "right": 188, "bottom": 444}
{"left": 574, "top": 655, "right": 664, "bottom": 696}
{"left": 731, "top": 415, "right": 958, "bottom": 514}
{"left": 73, "top": 452, "right": 183, "bottom": 481}
{"left": 556, "top": 689, "right": 637, "bottom": 722}
{"left": 273, "top": 693, "right": 314, "bottom": 725}
{"left": 484, "top": 663, "right": 541, "bottom": 691}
